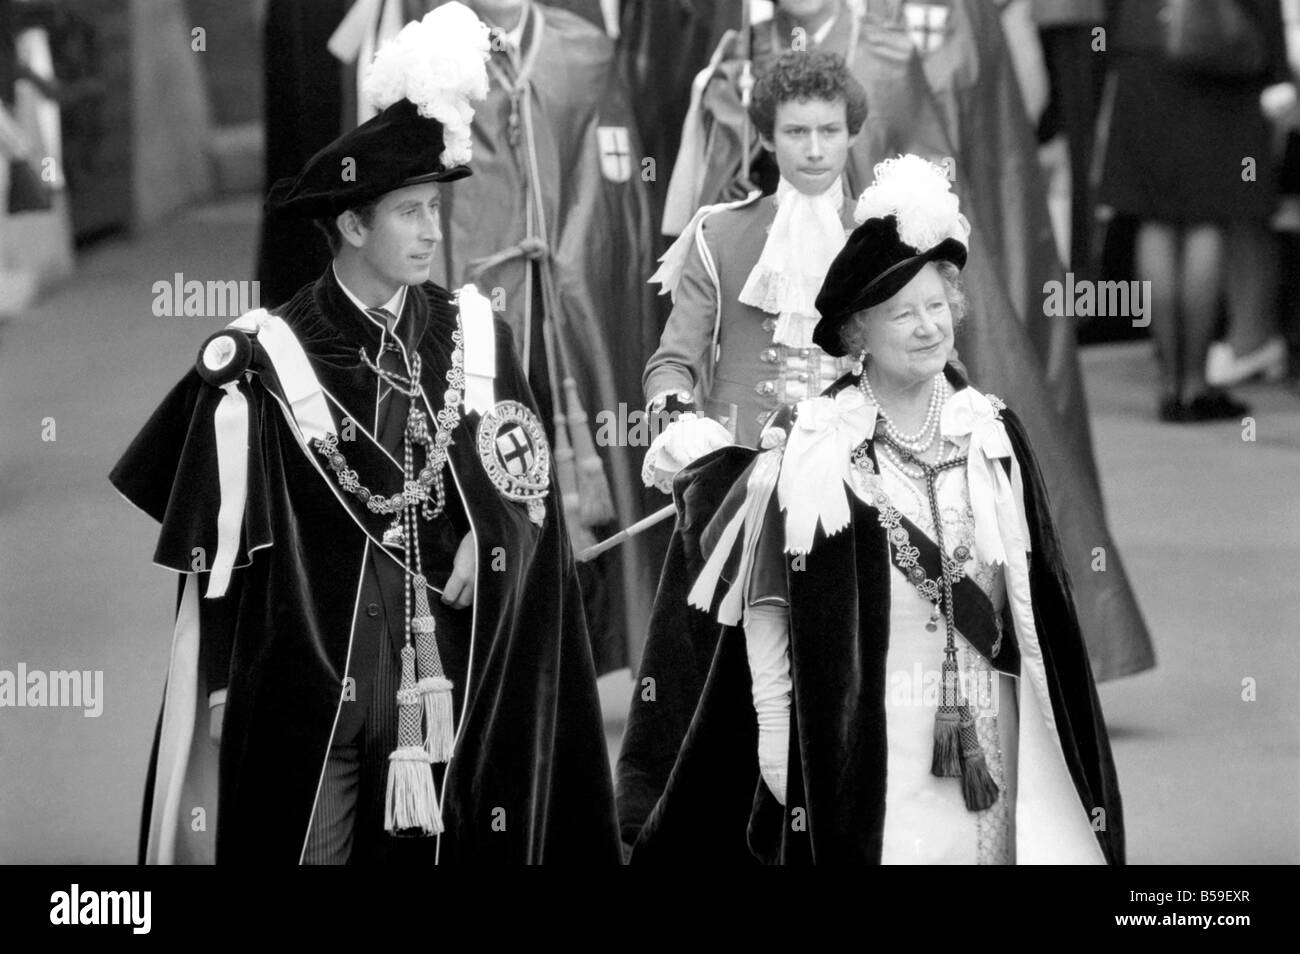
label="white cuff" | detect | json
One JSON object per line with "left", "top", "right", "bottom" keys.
{"left": 641, "top": 415, "right": 732, "bottom": 493}
{"left": 208, "top": 689, "right": 228, "bottom": 708}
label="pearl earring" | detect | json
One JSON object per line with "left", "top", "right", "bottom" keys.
{"left": 853, "top": 349, "right": 867, "bottom": 376}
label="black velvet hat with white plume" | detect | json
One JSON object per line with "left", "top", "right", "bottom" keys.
{"left": 265, "top": 1, "right": 490, "bottom": 219}
{"left": 813, "top": 155, "right": 971, "bottom": 357}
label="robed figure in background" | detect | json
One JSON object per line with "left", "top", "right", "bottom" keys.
{"left": 429, "top": 0, "right": 660, "bottom": 674}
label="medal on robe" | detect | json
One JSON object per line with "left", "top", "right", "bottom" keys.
{"left": 476, "top": 400, "right": 550, "bottom": 525}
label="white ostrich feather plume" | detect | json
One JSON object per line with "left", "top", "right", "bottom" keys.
{"left": 853, "top": 154, "right": 971, "bottom": 252}
{"left": 362, "top": 2, "right": 491, "bottom": 169}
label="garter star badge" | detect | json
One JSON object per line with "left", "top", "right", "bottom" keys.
{"left": 476, "top": 400, "right": 550, "bottom": 525}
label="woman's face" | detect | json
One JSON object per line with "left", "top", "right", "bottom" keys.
{"left": 858, "top": 263, "right": 954, "bottom": 390}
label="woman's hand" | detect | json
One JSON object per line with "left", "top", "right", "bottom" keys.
{"left": 441, "top": 532, "right": 477, "bottom": 609}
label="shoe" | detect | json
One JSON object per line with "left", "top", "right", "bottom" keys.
{"left": 1205, "top": 336, "right": 1288, "bottom": 387}
{"left": 1185, "top": 389, "right": 1251, "bottom": 422}
{"left": 1158, "top": 396, "right": 1188, "bottom": 423}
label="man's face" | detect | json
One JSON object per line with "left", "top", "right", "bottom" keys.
{"left": 762, "top": 97, "right": 855, "bottom": 196}
{"left": 347, "top": 181, "right": 442, "bottom": 288}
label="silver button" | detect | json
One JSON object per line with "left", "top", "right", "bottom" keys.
{"left": 760, "top": 348, "right": 777, "bottom": 363}
{"left": 755, "top": 380, "right": 776, "bottom": 396}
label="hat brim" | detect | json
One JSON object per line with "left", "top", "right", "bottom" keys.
{"left": 813, "top": 238, "right": 967, "bottom": 356}
{"left": 265, "top": 165, "right": 472, "bottom": 218}
{"left": 403, "top": 165, "right": 472, "bottom": 186}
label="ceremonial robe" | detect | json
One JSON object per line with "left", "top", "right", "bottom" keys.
{"left": 111, "top": 270, "right": 621, "bottom": 864}
{"left": 616, "top": 368, "right": 1125, "bottom": 864}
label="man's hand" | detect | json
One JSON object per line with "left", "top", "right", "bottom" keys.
{"left": 641, "top": 415, "right": 733, "bottom": 494}
{"left": 441, "top": 532, "right": 476, "bottom": 609}
{"left": 210, "top": 702, "right": 225, "bottom": 744}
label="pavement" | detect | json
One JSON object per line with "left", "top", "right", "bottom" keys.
{"left": 1, "top": 196, "right": 1297, "bottom": 863}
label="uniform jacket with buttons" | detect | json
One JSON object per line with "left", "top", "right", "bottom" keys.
{"left": 643, "top": 193, "right": 858, "bottom": 447}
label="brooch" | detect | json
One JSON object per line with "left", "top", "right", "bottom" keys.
{"left": 476, "top": 400, "right": 550, "bottom": 525}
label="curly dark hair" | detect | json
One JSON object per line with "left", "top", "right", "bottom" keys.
{"left": 748, "top": 50, "right": 869, "bottom": 141}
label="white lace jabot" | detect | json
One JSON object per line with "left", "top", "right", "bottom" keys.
{"left": 738, "top": 176, "right": 847, "bottom": 349}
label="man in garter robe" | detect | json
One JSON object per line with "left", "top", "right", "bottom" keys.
{"left": 111, "top": 5, "right": 619, "bottom": 865}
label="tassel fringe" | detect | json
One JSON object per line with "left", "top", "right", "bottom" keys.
{"left": 418, "top": 676, "right": 456, "bottom": 762}
{"left": 384, "top": 745, "right": 443, "bottom": 835}
{"left": 563, "top": 377, "right": 615, "bottom": 527}
{"left": 552, "top": 412, "right": 596, "bottom": 551}
{"left": 958, "top": 710, "right": 999, "bottom": 811}
{"left": 931, "top": 706, "right": 962, "bottom": 777}
{"left": 931, "top": 648, "right": 962, "bottom": 777}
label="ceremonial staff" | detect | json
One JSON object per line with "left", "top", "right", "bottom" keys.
{"left": 738, "top": 0, "right": 755, "bottom": 187}
{"left": 576, "top": 503, "right": 676, "bottom": 563}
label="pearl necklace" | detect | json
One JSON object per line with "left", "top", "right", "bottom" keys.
{"left": 859, "top": 371, "right": 947, "bottom": 454}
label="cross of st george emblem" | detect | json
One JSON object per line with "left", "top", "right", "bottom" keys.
{"left": 904, "top": 2, "right": 950, "bottom": 55}
{"left": 597, "top": 126, "right": 632, "bottom": 183}
{"left": 496, "top": 425, "right": 534, "bottom": 476}
{"left": 477, "top": 400, "right": 550, "bottom": 525}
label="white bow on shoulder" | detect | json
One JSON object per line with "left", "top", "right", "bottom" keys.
{"left": 778, "top": 387, "right": 878, "bottom": 554}
{"left": 940, "top": 388, "right": 1030, "bottom": 566}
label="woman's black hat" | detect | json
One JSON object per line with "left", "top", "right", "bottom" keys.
{"left": 813, "top": 213, "right": 967, "bottom": 356}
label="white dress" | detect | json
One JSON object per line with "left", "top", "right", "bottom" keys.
{"left": 850, "top": 445, "right": 1020, "bottom": 865}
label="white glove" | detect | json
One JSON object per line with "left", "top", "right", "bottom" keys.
{"left": 746, "top": 604, "right": 791, "bottom": 805}
{"left": 641, "top": 414, "right": 733, "bottom": 494}
{"left": 758, "top": 725, "right": 788, "bottom": 806}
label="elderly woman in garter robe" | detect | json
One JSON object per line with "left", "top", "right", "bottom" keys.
{"left": 616, "top": 156, "right": 1123, "bottom": 864}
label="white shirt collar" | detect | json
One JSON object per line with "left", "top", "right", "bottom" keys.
{"left": 332, "top": 261, "right": 406, "bottom": 332}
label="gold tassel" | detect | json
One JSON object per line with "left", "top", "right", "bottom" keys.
{"left": 541, "top": 317, "right": 595, "bottom": 551}
{"left": 931, "top": 707, "right": 962, "bottom": 778}
{"left": 931, "top": 648, "right": 962, "bottom": 777}
{"left": 417, "top": 675, "right": 455, "bottom": 763}
{"left": 552, "top": 410, "right": 596, "bottom": 551}
{"left": 385, "top": 742, "right": 444, "bottom": 835}
{"left": 957, "top": 708, "right": 999, "bottom": 811}
{"left": 563, "top": 376, "right": 615, "bottom": 527}
{"left": 384, "top": 646, "right": 442, "bottom": 835}
{"left": 410, "top": 584, "right": 455, "bottom": 764}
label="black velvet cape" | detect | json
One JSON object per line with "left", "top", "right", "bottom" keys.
{"left": 615, "top": 370, "right": 1125, "bottom": 865}
{"left": 111, "top": 270, "right": 620, "bottom": 864}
